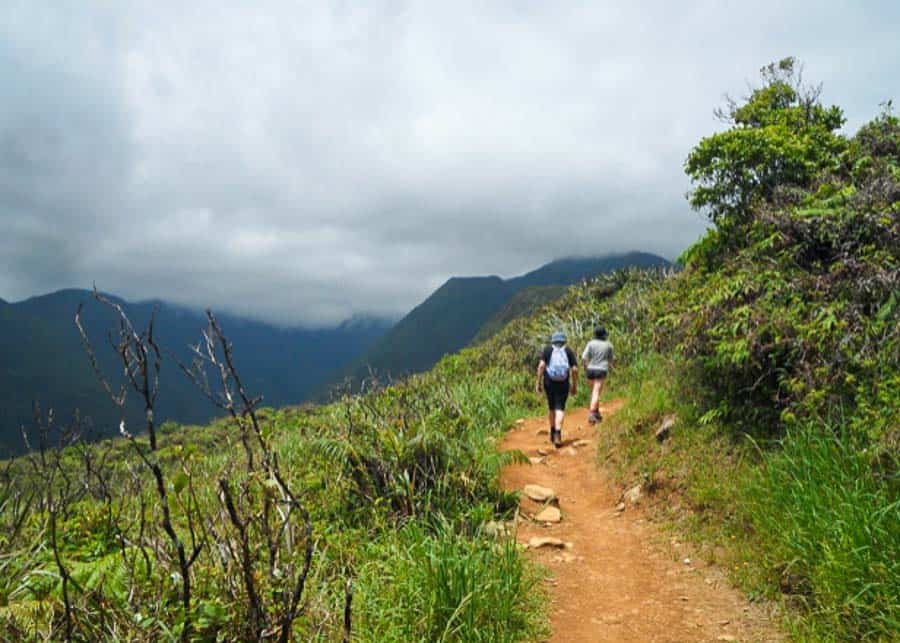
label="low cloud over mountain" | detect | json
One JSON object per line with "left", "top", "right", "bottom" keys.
{"left": 1, "top": 1, "right": 897, "bottom": 324}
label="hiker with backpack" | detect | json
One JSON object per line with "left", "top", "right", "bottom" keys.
{"left": 582, "top": 326, "right": 613, "bottom": 424}
{"left": 535, "top": 331, "right": 579, "bottom": 448}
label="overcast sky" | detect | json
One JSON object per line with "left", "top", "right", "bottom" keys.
{"left": 2, "top": 1, "right": 897, "bottom": 325}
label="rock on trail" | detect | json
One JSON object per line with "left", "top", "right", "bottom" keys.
{"left": 534, "top": 506, "right": 562, "bottom": 523}
{"left": 523, "top": 484, "right": 556, "bottom": 502}
{"left": 527, "top": 536, "right": 570, "bottom": 549}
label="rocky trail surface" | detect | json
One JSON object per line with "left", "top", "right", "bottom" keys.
{"left": 500, "top": 400, "right": 781, "bottom": 642}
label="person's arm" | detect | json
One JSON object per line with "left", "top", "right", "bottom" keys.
{"left": 535, "top": 360, "right": 546, "bottom": 393}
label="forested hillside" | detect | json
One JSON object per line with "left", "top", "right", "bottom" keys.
{"left": 0, "top": 290, "right": 390, "bottom": 456}
{"left": 0, "top": 60, "right": 895, "bottom": 641}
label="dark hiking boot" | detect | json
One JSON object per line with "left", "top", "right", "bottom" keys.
{"left": 588, "top": 411, "right": 599, "bottom": 425}
{"left": 551, "top": 429, "right": 562, "bottom": 448}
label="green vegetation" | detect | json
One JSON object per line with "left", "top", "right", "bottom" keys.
{"left": 356, "top": 522, "right": 542, "bottom": 642}
{"left": 1, "top": 59, "right": 895, "bottom": 641}
{"left": 0, "top": 314, "right": 544, "bottom": 640}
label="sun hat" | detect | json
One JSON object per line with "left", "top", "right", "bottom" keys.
{"left": 550, "top": 331, "right": 567, "bottom": 344}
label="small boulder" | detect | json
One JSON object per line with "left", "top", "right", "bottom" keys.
{"left": 515, "top": 418, "right": 526, "bottom": 425}
{"left": 534, "top": 506, "right": 562, "bottom": 523}
{"left": 615, "top": 502, "right": 626, "bottom": 512}
{"left": 523, "top": 484, "right": 556, "bottom": 502}
{"left": 528, "top": 456, "right": 545, "bottom": 465}
{"left": 655, "top": 416, "right": 676, "bottom": 442}
{"left": 527, "top": 536, "right": 567, "bottom": 549}
{"left": 623, "top": 484, "right": 643, "bottom": 505}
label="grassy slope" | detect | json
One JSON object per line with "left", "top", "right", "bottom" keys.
{"left": 0, "top": 340, "right": 548, "bottom": 640}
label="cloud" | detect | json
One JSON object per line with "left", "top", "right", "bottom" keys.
{"left": 2, "top": 0, "right": 897, "bottom": 324}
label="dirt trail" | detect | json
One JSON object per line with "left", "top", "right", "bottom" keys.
{"left": 500, "top": 401, "right": 779, "bottom": 642}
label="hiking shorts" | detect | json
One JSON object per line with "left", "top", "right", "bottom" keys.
{"left": 543, "top": 377, "right": 569, "bottom": 411}
{"left": 586, "top": 368, "right": 608, "bottom": 381}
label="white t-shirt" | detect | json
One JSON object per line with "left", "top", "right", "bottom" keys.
{"left": 581, "top": 339, "right": 613, "bottom": 371}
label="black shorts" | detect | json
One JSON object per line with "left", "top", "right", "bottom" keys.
{"left": 586, "top": 368, "right": 608, "bottom": 381}
{"left": 543, "top": 377, "right": 569, "bottom": 411}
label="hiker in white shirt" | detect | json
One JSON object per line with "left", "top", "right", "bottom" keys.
{"left": 581, "top": 326, "right": 613, "bottom": 424}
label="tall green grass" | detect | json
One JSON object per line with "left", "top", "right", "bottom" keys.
{"left": 747, "top": 423, "right": 900, "bottom": 641}
{"left": 356, "top": 522, "right": 544, "bottom": 642}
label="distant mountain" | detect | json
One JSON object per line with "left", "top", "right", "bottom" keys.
{"left": 0, "top": 290, "right": 390, "bottom": 457}
{"left": 471, "top": 284, "right": 568, "bottom": 344}
{"left": 339, "top": 252, "right": 670, "bottom": 388}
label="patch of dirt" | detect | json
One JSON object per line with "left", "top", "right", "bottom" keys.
{"left": 500, "top": 401, "right": 781, "bottom": 642}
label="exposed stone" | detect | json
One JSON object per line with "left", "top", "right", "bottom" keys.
{"left": 655, "top": 416, "right": 676, "bottom": 442}
{"left": 523, "top": 484, "right": 556, "bottom": 502}
{"left": 572, "top": 439, "right": 591, "bottom": 448}
{"left": 527, "top": 536, "right": 567, "bottom": 549}
{"left": 515, "top": 418, "right": 526, "bottom": 425}
{"left": 528, "top": 457, "right": 545, "bottom": 465}
{"left": 623, "top": 484, "right": 642, "bottom": 505}
{"left": 683, "top": 557, "right": 692, "bottom": 565}
{"left": 535, "top": 506, "right": 562, "bottom": 523}
{"left": 615, "top": 502, "right": 626, "bottom": 512}
{"left": 537, "top": 448, "right": 551, "bottom": 456}
{"left": 717, "top": 636, "right": 737, "bottom": 642}
{"left": 536, "top": 428, "right": 549, "bottom": 435}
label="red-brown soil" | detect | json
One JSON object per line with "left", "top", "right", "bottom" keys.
{"left": 500, "top": 400, "right": 780, "bottom": 642}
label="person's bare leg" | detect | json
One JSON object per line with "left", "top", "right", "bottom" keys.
{"left": 555, "top": 409, "right": 565, "bottom": 432}
{"left": 595, "top": 379, "right": 606, "bottom": 420}
{"left": 590, "top": 379, "right": 602, "bottom": 413}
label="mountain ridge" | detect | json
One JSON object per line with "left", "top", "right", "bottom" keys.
{"left": 0, "top": 289, "right": 391, "bottom": 456}
{"left": 338, "top": 252, "right": 670, "bottom": 388}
